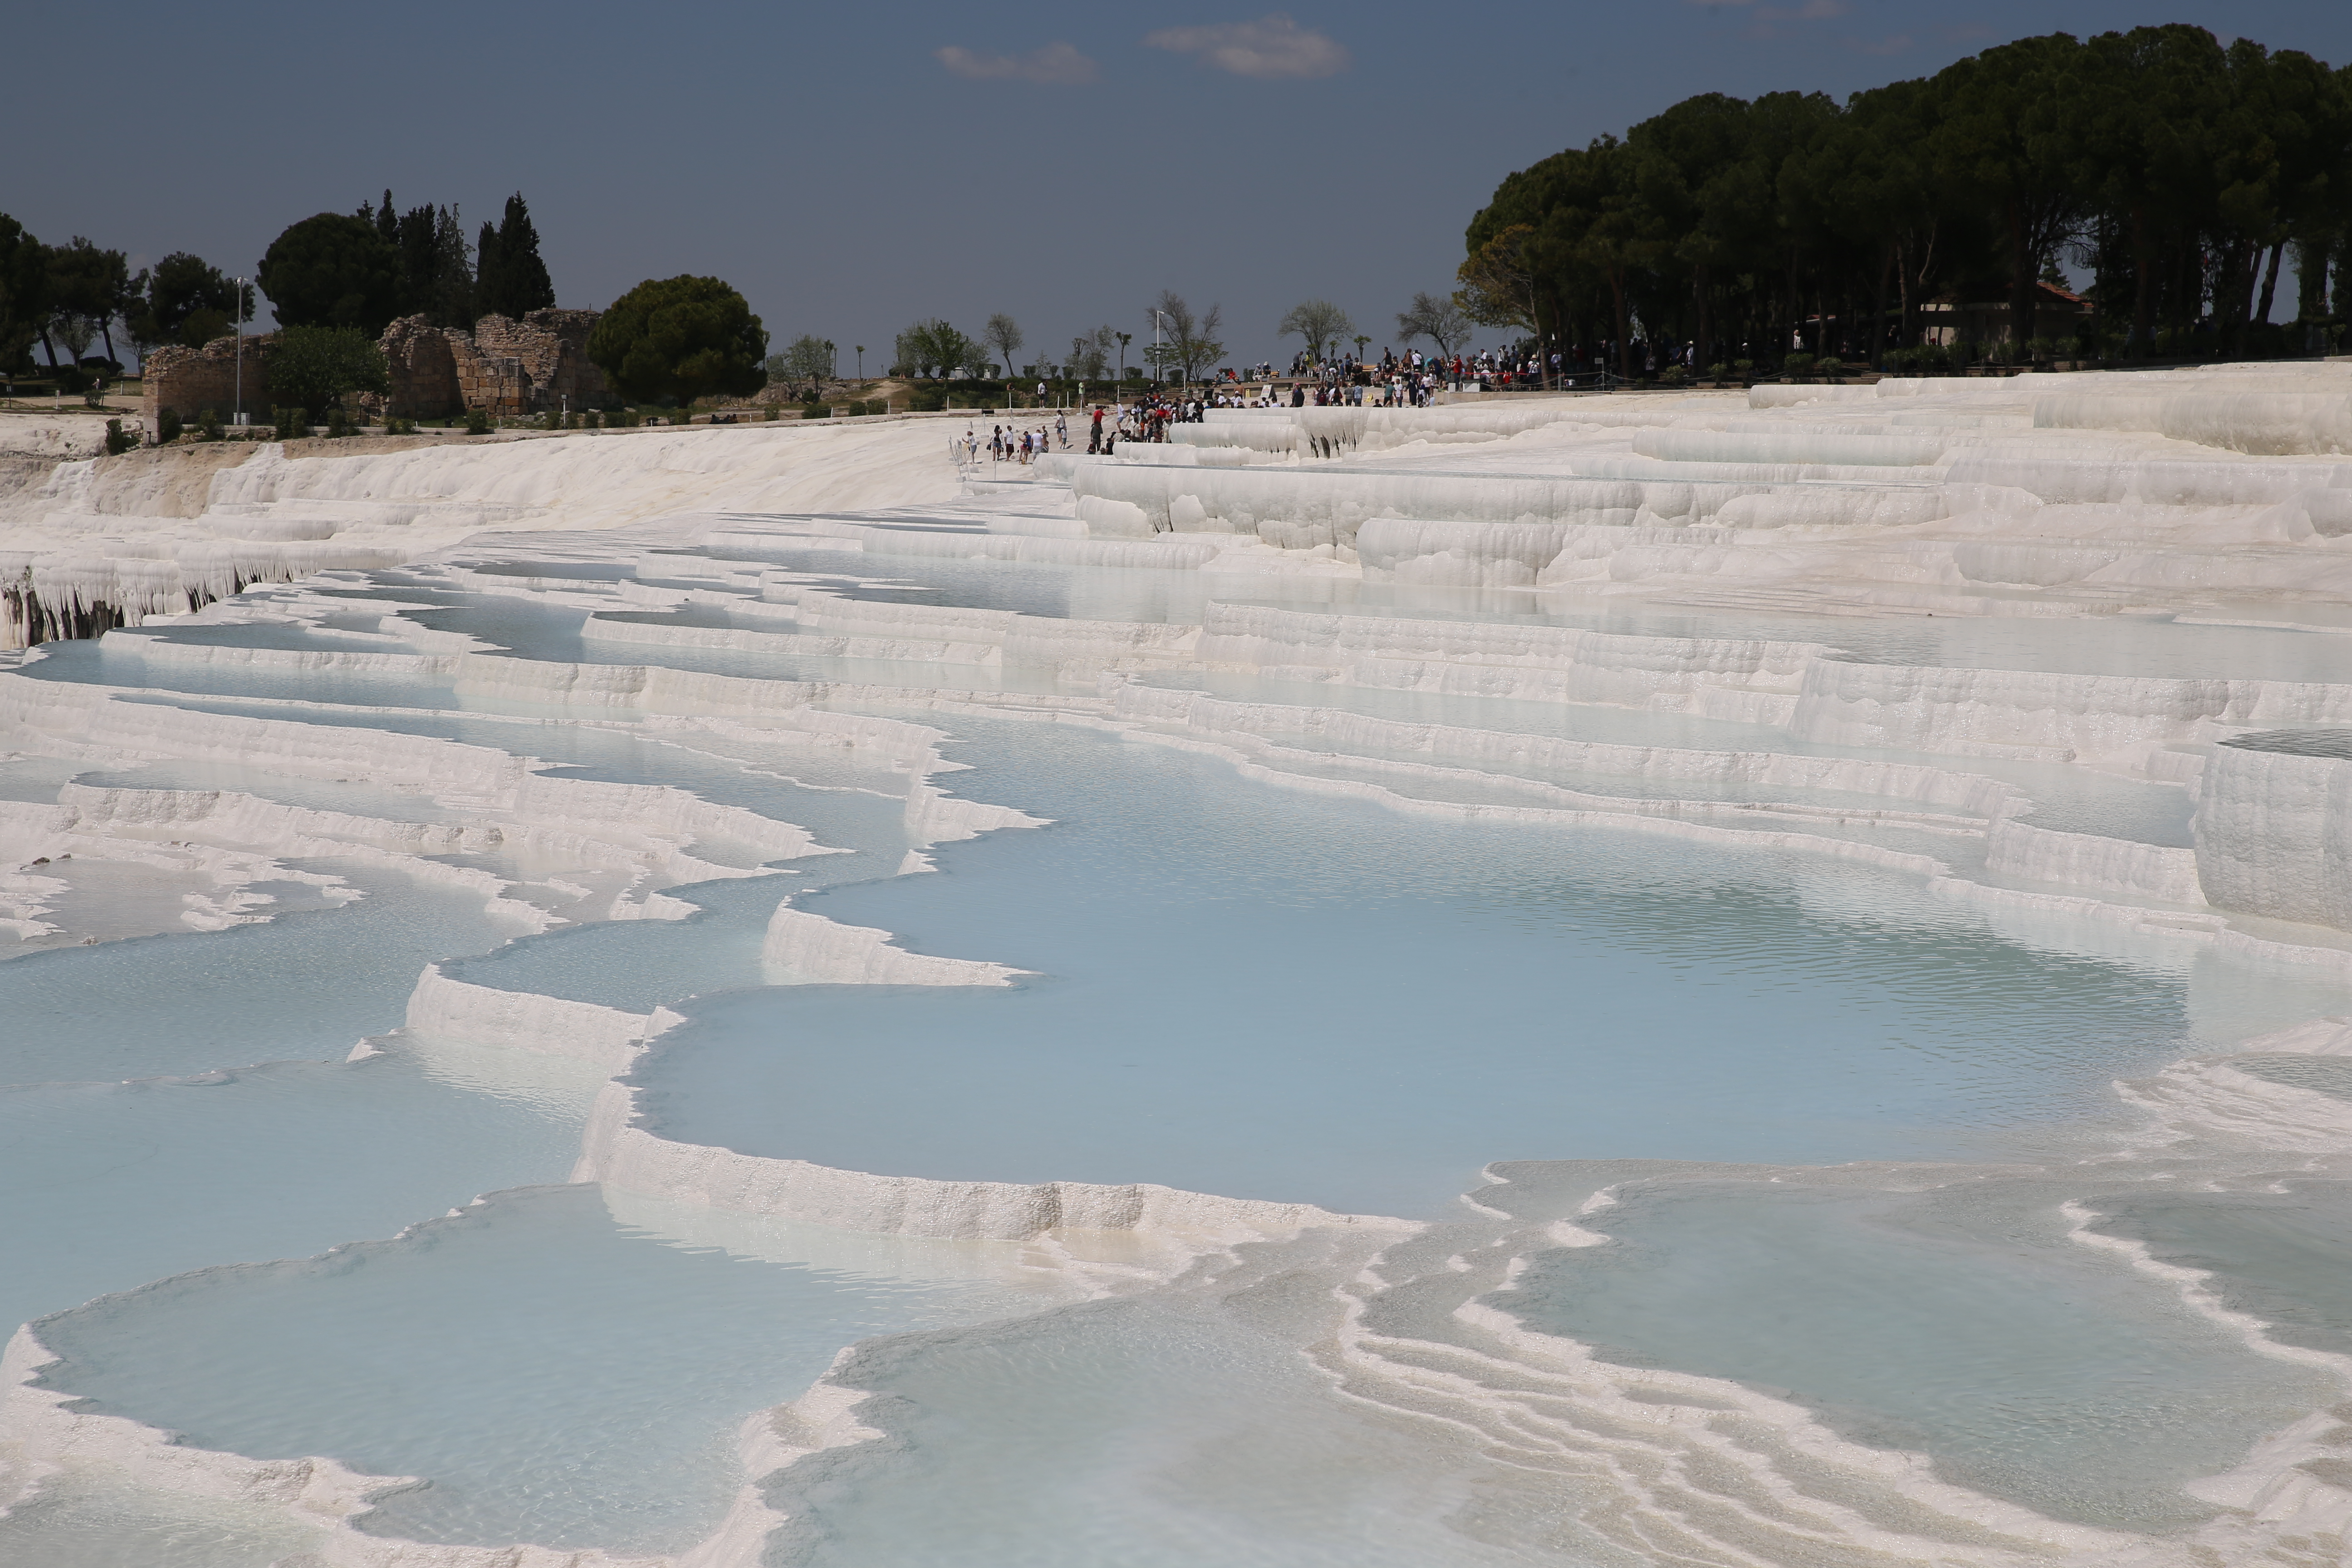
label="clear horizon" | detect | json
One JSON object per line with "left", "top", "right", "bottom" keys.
{"left": 14, "top": 0, "right": 2352, "bottom": 369}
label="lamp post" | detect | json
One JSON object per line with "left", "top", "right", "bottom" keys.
{"left": 233, "top": 276, "right": 246, "bottom": 426}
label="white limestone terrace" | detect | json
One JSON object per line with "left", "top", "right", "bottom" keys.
{"left": 12, "top": 368, "right": 2352, "bottom": 1565}
{"left": 0, "top": 416, "right": 968, "bottom": 647}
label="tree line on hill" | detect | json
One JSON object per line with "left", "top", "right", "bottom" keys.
{"left": 253, "top": 197, "right": 768, "bottom": 410}
{"left": 0, "top": 217, "right": 250, "bottom": 386}
{"left": 0, "top": 193, "right": 559, "bottom": 386}
{"left": 0, "top": 191, "right": 773, "bottom": 421}
{"left": 256, "top": 191, "right": 555, "bottom": 337}
{"left": 1461, "top": 24, "right": 2352, "bottom": 379}
{"left": 885, "top": 292, "right": 1227, "bottom": 403}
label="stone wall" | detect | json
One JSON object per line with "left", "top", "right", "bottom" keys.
{"left": 473, "top": 310, "right": 608, "bottom": 413}
{"left": 152, "top": 309, "right": 608, "bottom": 426}
{"left": 449, "top": 335, "right": 531, "bottom": 417}
{"left": 378, "top": 316, "right": 460, "bottom": 419}
{"left": 141, "top": 335, "right": 274, "bottom": 424}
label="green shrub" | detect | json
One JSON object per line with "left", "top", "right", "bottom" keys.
{"left": 384, "top": 415, "right": 416, "bottom": 435}
{"left": 801, "top": 403, "right": 831, "bottom": 418}
{"left": 1815, "top": 356, "right": 1845, "bottom": 379}
{"left": 671, "top": 412, "right": 695, "bottom": 426}
{"left": 907, "top": 388, "right": 946, "bottom": 412}
{"left": 1782, "top": 352, "right": 1816, "bottom": 380}
{"left": 763, "top": 405, "right": 779, "bottom": 420}
{"left": 464, "top": 407, "right": 492, "bottom": 435}
{"left": 196, "top": 408, "right": 222, "bottom": 441}
{"left": 324, "top": 406, "right": 353, "bottom": 438}
{"left": 1732, "top": 359, "right": 1754, "bottom": 381}
{"left": 156, "top": 407, "right": 183, "bottom": 446}
{"left": 273, "top": 406, "right": 307, "bottom": 440}
{"left": 583, "top": 410, "right": 600, "bottom": 430}
{"left": 1705, "top": 363, "right": 1729, "bottom": 383}
{"left": 272, "top": 325, "right": 389, "bottom": 422}
{"left": 103, "top": 418, "right": 138, "bottom": 456}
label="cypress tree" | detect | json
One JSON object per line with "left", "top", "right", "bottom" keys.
{"left": 397, "top": 203, "right": 439, "bottom": 320}
{"left": 486, "top": 193, "right": 554, "bottom": 318}
{"left": 430, "top": 206, "right": 474, "bottom": 327}
{"left": 475, "top": 219, "right": 504, "bottom": 324}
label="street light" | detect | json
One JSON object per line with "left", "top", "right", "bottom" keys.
{"left": 233, "top": 276, "right": 246, "bottom": 426}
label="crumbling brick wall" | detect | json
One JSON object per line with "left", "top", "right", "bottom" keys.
{"left": 527, "top": 309, "right": 608, "bottom": 411}
{"left": 474, "top": 310, "right": 608, "bottom": 412}
{"left": 377, "top": 316, "right": 461, "bottom": 419}
{"left": 451, "top": 337, "right": 531, "bottom": 417}
{"left": 141, "top": 334, "right": 273, "bottom": 424}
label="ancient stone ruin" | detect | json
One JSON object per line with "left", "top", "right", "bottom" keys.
{"left": 142, "top": 309, "right": 607, "bottom": 425}
{"left": 134, "top": 334, "right": 274, "bottom": 424}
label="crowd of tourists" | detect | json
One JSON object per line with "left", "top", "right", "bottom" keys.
{"left": 1257, "top": 343, "right": 1610, "bottom": 398}
{"left": 948, "top": 336, "right": 1648, "bottom": 472}
{"left": 957, "top": 415, "right": 1073, "bottom": 467}
{"left": 1083, "top": 396, "right": 1217, "bottom": 452}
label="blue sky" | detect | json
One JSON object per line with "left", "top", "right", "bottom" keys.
{"left": 11, "top": 2, "right": 2351, "bottom": 368}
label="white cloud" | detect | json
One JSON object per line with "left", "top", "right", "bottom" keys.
{"left": 1144, "top": 14, "right": 1350, "bottom": 80}
{"left": 934, "top": 42, "right": 1099, "bottom": 84}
